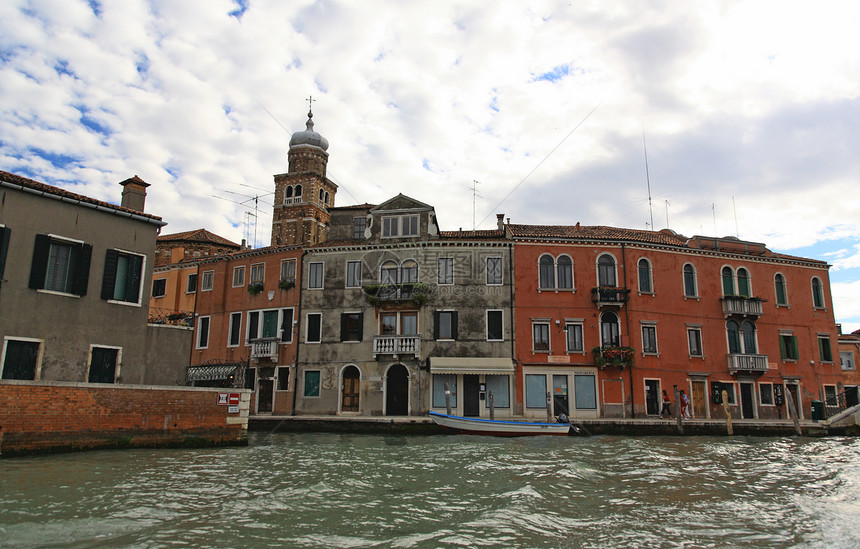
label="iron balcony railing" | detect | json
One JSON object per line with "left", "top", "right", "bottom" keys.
{"left": 721, "top": 295, "right": 764, "bottom": 317}
{"left": 372, "top": 335, "right": 420, "bottom": 358}
{"left": 727, "top": 353, "right": 769, "bottom": 374}
{"left": 591, "top": 287, "right": 630, "bottom": 307}
{"left": 823, "top": 388, "right": 860, "bottom": 419}
{"left": 362, "top": 283, "right": 431, "bottom": 306}
{"left": 250, "top": 337, "right": 279, "bottom": 361}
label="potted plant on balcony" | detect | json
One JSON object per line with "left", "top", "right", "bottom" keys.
{"left": 248, "top": 282, "right": 264, "bottom": 296}
{"left": 592, "top": 346, "right": 635, "bottom": 369}
{"left": 278, "top": 278, "right": 295, "bottom": 291}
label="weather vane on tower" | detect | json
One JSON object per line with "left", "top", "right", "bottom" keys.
{"left": 306, "top": 95, "right": 315, "bottom": 116}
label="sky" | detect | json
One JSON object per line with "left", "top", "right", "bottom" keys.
{"left": 0, "top": 0, "right": 858, "bottom": 332}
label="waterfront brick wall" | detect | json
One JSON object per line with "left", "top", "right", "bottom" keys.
{"left": 0, "top": 381, "right": 250, "bottom": 457}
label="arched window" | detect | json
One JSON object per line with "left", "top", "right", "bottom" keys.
{"left": 324, "top": 191, "right": 330, "bottom": 205}
{"left": 683, "top": 264, "right": 698, "bottom": 297}
{"left": 600, "top": 311, "right": 620, "bottom": 347}
{"left": 380, "top": 260, "right": 398, "bottom": 284}
{"left": 737, "top": 268, "right": 750, "bottom": 297}
{"left": 286, "top": 186, "right": 293, "bottom": 198}
{"left": 727, "top": 320, "right": 742, "bottom": 354}
{"left": 539, "top": 254, "right": 555, "bottom": 289}
{"left": 557, "top": 256, "right": 573, "bottom": 290}
{"left": 774, "top": 273, "right": 788, "bottom": 305}
{"left": 721, "top": 266, "right": 734, "bottom": 295}
{"left": 295, "top": 184, "right": 302, "bottom": 196}
{"left": 811, "top": 277, "right": 824, "bottom": 308}
{"left": 319, "top": 188, "right": 324, "bottom": 201}
{"left": 638, "top": 258, "right": 652, "bottom": 293}
{"left": 400, "top": 259, "right": 418, "bottom": 283}
{"left": 598, "top": 254, "right": 616, "bottom": 287}
{"left": 741, "top": 320, "right": 757, "bottom": 354}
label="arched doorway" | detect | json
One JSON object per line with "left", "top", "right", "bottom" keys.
{"left": 385, "top": 364, "right": 409, "bottom": 416}
{"left": 341, "top": 366, "right": 360, "bottom": 412}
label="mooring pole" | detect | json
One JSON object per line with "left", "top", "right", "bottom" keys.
{"left": 546, "top": 391, "right": 553, "bottom": 422}
{"left": 786, "top": 389, "right": 802, "bottom": 436}
{"left": 489, "top": 391, "right": 495, "bottom": 421}
{"left": 444, "top": 382, "right": 452, "bottom": 416}
{"left": 674, "top": 385, "right": 684, "bottom": 435}
{"left": 722, "top": 390, "right": 733, "bottom": 436}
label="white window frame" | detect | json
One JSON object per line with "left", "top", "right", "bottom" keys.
{"left": 841, "top": 350, "right": 856, "bottom": 370}
{"left": 197, "top": 316, "right": 211, "bottom": 349}
{"left": 641, "top": 322, "right": 659, "bottom": 355}
{"left": 105, "top": 248, "right": 146, "bottom": 306}
{"left": 305, "top": 312, "right": 322, "bottom": 343}
{"left": 228, "top": 312, "right": 242, "bottom": 347}
{"left": 486, "top": 309, "right": 504, "bottom": 341}
{"left": 1, "top": 336, "right": 44, "bottom": 381}
{"left": 201, "top": 270, "right": 214, "bottom": 291}
{"left": 308, "top": 262, "right": 324, "bottom": 289}
{"left": 532, "top": 320, "right": 550, "bottom": 353}
{"left": 564, "top": 320, "right": 584, "bottom": 354}
{"left": 438, "top": 257, "right": 454, "bottom": 285}
{"left": 250, "top": 263, "right": 265, "bottom": 285}
{"left": 232, "top": 266, "right": 245, "bottom": 287}
{"left": 280, "top": 259, "right": 296, "bottom": 283}
{"left": 486, "top": 256, "right": 503, "bottom": 286}
{"left": 346, "top": 260, "right": 362, "bottom": 288}
{"left": 759, "top": 382, "right": 774, "bottom": 406}
{"left": 687, "top": 325, "right": 704, "bottom": 358}
{"left": 86, "top": 344, "right": 123, "bottom": 384}
{"left": 186, "top": 273, "right": 197, "bottom": 294}
{"left": 152, "top": 278, "right": 167, "bottom": 298}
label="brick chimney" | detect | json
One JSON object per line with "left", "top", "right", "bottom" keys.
{"left": 497, "top": 213, "right": 505, "bottom": 231}
{"left": 119, "top": 175, "right": 150, "bottom": 212}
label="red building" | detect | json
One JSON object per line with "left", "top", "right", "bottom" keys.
{"left": 509, "top": 225, "right": 841, "bottom": 421}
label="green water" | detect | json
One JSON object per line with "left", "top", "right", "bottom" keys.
{"left": 1, "top": 433, "right": 859, "bottom": 548}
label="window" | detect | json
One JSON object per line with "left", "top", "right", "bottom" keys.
{"left": 340, "top": 312, "right": 363, "bottom": 342}
{"left": 728, "top": 319, "right": 757, "bottom": 354}
{"left": 28, "top": 234, "right": 92, "bottom": 295}
{"left": 841, "top": 351, "right": 856, "bottom": 370}
{"left": 277, "top": 367, "right": 290, "bottom": 391}
{"left": 565, "top": 322, "right": 584, "bottom": 352}
{"left": 722, "top": 382, "right": 737, "bottom": 405}
{"left": 308, "top": 262, "right": 324, "bottom": 289}
{"left": 382, "top": 215, "right": 419, "bottom": 237}
{"left": 721, "top": 266, "right": 734, "bottom": 295}
{"left": 683, "top": 264, "right": 698, "bottom": 297}
{"left": 280, "top": 259, "right": 296, "bottom": 284}
{"left": 818, "top": 335, "right": 833, "bottom": 362}
{"left": 250, "top": 263, "right": 265, "bottom": 285}
{"left": 201, "top": 270, "right": 214, "bottom": 291}
{"left": 101, "top": 250, "right": 144, "bottom": 304}
{"left": 779, "top": 331, "right": 799, "bottom": 361}
{"left": 741, "top": 320, "right": 757, "bottom": 354}
{"left": 197, "top": 316, "right": 210, "bottom": 349}
{"left": 642, "top": 324, "right": 658, "bottom": 354}
{"left": 380, "top": 311, "right": 417, "bottom": 336}
{"left": 759, "top": 383, "right": 774, "bottom": 406}
{"left": 487, "top": 310, "right": 503, "bottom": 341}
{"left": 280, "top": 308, "right": 294, "bottom": 343}
{"left": 638, "top": 258, "right": 652, "bottom": 293}
{"left": 304, "top": 370, "right": 321, "bottom": 397}
{"left": 532, "top": 321, "right": 550, "bottom": 352}
{"left": 1, "top": 338, "right": 41, "bottom": 380}
{"left": 600, "top": 311, "right": 620, "bottom": 347}
{"left": 575, "top": 374, "right": 597, "bottom": 409}
{"left": 525, "top": 374, "right": 547, "bottom": 408}
{"left": 485, "top": 375, "right": 510, "bottom": 408}
{"left": 824, "top": 385, "right": 838, "bottom": 406}
{"left": 186, "top": 273, "right": 198, "bottom": 293}
{"left": 811, "top": 277, "right": 825, "bottom": 308}
{"left": 346, "top": 261, "right": 362, "bottom": 288}
{"left": 438, "top": 257, "right": 453, "bottom": 285}
{"left": 539, "top": 255, "right": 555, "bottom": 289}
{"left": 737, "top": 268, "right": 750, "bottom": 297}
{"left": 486, "top": 257, "right": 502, "bottom": 285}
{"left": 381, "top": 260, "right": 398, "bottom": 284}
{"left": 400, "top": 259, "right": 418, "bottom": 283}
{"left": 152, "top": 278, "right": 166, "bottom": 298}
{"left": 88, "top": 346, "right": 119, "bottom": 384}
{"left": 233, "top": 266, "right": 245, "bottom": 287}
{"left": 248, "top": 309, "right": 282, "bottom": 340}
{"left": 557, "top": 256, "right": 573, "bottom": 290}
{"left": 597, "top": 254, "right": 617, "bottom": 287}
{"left": 774, "top": 273, "right": 788, "bottom": 306}
{"left": 306, "top": 313, "right": 322, "bottom": 343}
{"left": 435, "top": 311, "right": 458, "bottom": 340}
{"left": 0, "top": 225, "right": 10, "bottom": 290}
{"left": 228, "top": 312, "right": 242, "bottom": 347}
{"left": 353, "top": 216, "right": 367, "bottom": 239}
{"left": 432, "top": 374, "right": 457, "bottom": 407}
{"left": 687, "top": 327, "right": 703, "bottom": 357}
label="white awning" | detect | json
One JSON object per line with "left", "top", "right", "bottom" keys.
{"left": 429, "top": 357, "right": 515, "bottom": 376}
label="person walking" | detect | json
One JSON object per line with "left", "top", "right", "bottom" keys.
{"left": 660, "top": 389, "right": 672, "bottom": 419}
{"left": 679, "top": 389, "right": 692, "bottom": 419}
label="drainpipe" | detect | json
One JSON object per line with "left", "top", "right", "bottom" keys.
{"left": 291, "top": 249, "right": 307, "bottom": 416}
{"left": 621, "top": 242, "right": 635, "bottom": 418}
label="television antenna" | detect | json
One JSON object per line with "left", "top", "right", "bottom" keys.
{"left": 211, "top": 186, "right": 274, "bottom": 248}
{"left": 470, "top": 180, "right": 482, "bottom": 230}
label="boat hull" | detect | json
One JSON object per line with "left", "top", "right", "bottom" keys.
{"left": 428, "top": 411, "right": 569, "bottom": 436}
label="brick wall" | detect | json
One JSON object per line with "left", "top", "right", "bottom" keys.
{"left": 0, "top": 381, "right": 249, "bottom": 457}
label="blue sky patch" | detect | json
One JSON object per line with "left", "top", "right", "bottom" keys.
{"left": 135, "top": 53, "right": 150, "bottom": 77}
{"left": 54, "top": 60, "right": 77, "bottom": 79}
{"left": 422, "top": 158, "right": 431, "bottom": 171}
{"left": 229, "top": 0, "right": 249, "bottom": 19}
{"left": 531, "top": 64, "right": 570, "bottom": 83}
{"left": 29, "top": 148, "right": 79, "bottom": 170}
{"left": 87, "top": 1, "right": 102, "bottom": 17}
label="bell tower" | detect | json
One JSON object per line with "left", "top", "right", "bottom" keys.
{"left": 271, "top": 100, "right": 338, "bottom": 247}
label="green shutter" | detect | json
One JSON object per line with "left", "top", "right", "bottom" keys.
{"left": 779, "top": 335, "right": 787, "bottom": 359}
{"left": 29, "top": 234, "right": 51, "bottom": 290}
{"left": 73, "top": 243, "right": 92, "bottom": 296}
{"left": 0, "top": 227, "right": 10, "bottom": 289}
{"left": 101, "top": 249, "right": 119, "bottom": 300}
{"left": 340, "top": 313, "right": 347, "bottom": 342}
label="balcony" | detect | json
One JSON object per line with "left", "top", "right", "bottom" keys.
{"left": 721, "top": 296, "right": 764, "bottom": 318}
{"left": 363, "top": 283, "right": 431, "bottom": 307}
{"left": 250, "top": 337, "right": 279, "bottom": 361}
{"left": 727, "top": 353, "right": 769, "bottom": 374}
{"left": 591, "top": 287, "right": 630, "bottom": 308}
{"left": 373, "top": 335, "right": 421, "bottom": 359}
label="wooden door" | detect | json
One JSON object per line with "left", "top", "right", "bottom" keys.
{"left": 257, "top": 379, "right": 273, "bottom": 413}
{"left": 385, "top": 364, "right": 409, "bottom": 416}
{"left": 692, "top": 380, "right": 707, "bottom": 418}
{"left": 342, "top": 367, "right": 360, "bottom": 412}
{"left": 740, "top": 383, "right": 755, "bottom": 419}
{"left": 463, "top": 375, "right": 480, "bottom": 417}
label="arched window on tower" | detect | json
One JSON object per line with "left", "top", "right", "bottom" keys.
{"left": 295, "top": 185, "right": 302, "bottom": 197}
{"left": 324, "top": 191, "right": 330, "bottom": 206}
{"left": 285, "top": 186, "right": 294, "bottom": 203}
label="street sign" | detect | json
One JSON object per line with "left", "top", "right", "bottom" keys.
{"left": 217, "top": 392, "right": 229, "bottom": 405}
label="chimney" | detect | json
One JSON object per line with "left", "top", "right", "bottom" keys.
{"left": 119, "top": 175, "right": 150, "bottom": 212}
{"left": 496, "top": 213, "right": 505, "bottom": 231}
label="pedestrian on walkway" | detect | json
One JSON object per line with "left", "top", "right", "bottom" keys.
{"left": 660, "top": 389, "right": 672, "bottom": 419}
{"left": 680, "top": 389, "right": 692, "bottom": 419}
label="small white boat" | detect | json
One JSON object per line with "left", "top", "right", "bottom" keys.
{"left": 428, "top": 411, "right": 570, "bottom": 436}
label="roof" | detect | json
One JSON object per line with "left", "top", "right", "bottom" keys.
{"left": 508, "top": 224, "right": 688, "bottom": 246}
{"left": 329, "top": 203, "right": 377, "bottom": 211}
{"left": 440, "top": 229, "right": 507, "bottom": 240}
{"left": 157, "top": 228, "right": 240, "bottom": 248}
{"left": 0, "top": 169, "right": 165, "bottom": 225}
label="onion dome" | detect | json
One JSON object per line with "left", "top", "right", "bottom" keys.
{"left": 289, "top": 110, "right": 329, "bottom": 151}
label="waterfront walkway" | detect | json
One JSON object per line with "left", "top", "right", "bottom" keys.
{"left": 249, "top": 414, "right": 859, "bottom": 437}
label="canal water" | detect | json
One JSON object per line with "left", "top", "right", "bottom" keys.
{"left": 2, "top": 433, "right": 860, "bottom": 548}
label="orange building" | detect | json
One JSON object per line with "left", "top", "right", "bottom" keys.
{"left": 510, "top": 225, "right": 841, "bottom": 421}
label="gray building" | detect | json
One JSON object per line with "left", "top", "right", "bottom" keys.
{"left": 295, "top": 194, "right": 515, "bottom": 417}
{"left": 0, "top": 171, "right": 190, "bottom": 385}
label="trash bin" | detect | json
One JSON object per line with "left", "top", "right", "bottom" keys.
{"left": 811, "top": 400, "right": 823, "bottom": 422}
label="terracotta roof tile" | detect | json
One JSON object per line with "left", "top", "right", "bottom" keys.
{"left": 508, "top": 224, "right": 687, "bottom": 246}
{"left": 157, "top": 228, "right": 240, "bottom": 248}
